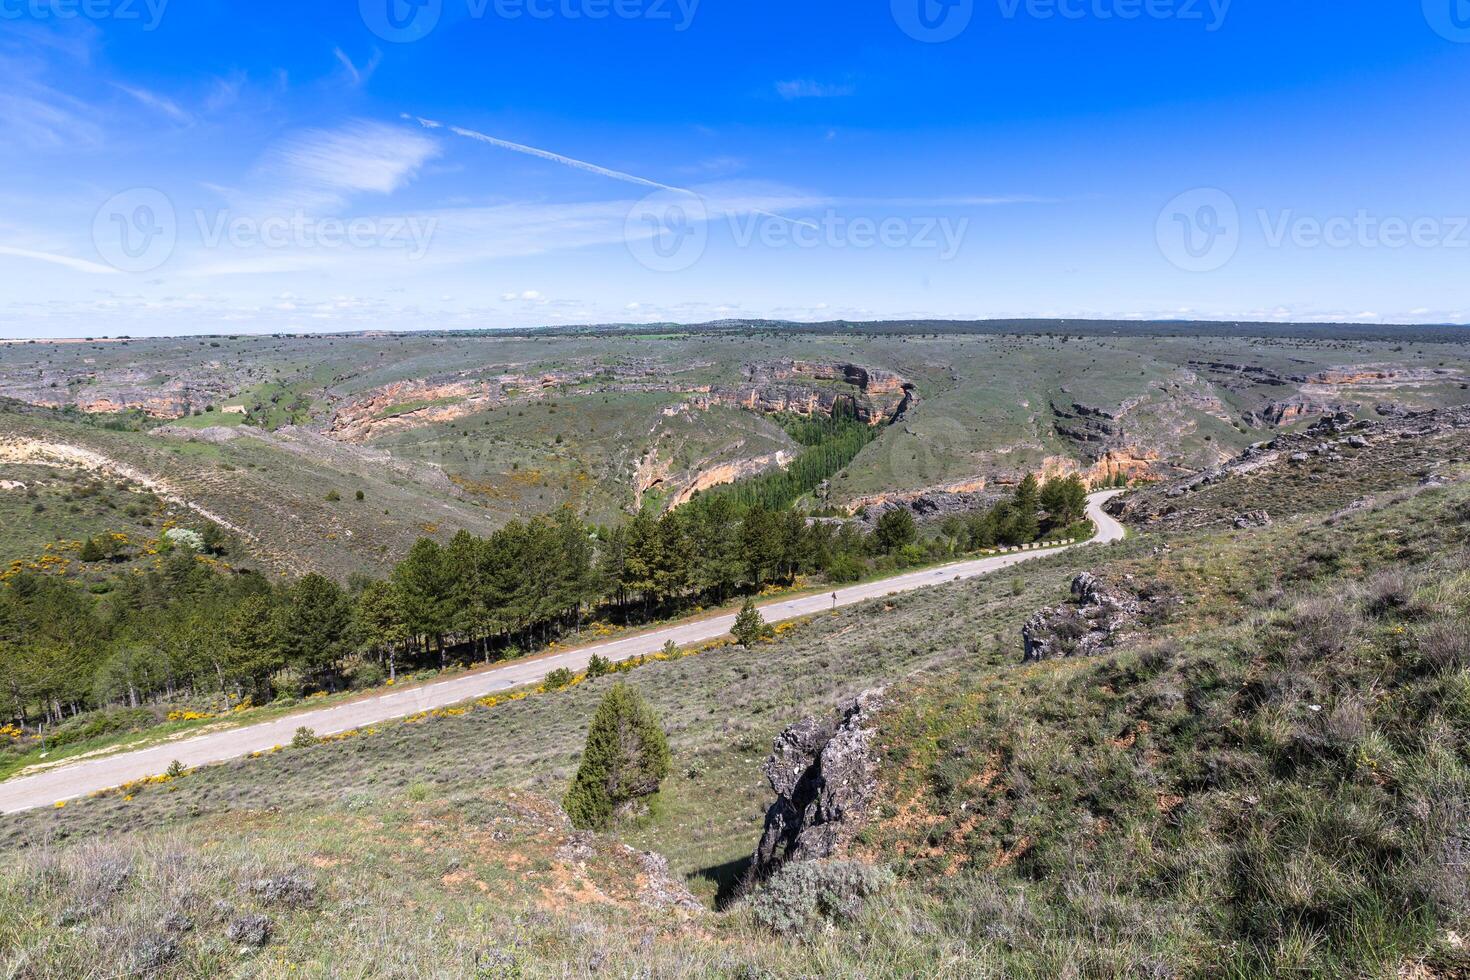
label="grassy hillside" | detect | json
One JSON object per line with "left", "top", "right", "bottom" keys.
{"left": 6, "top": 426, "right": 1470, "bottom": 975}
{"left": 369, "top": 394, "right": 796, "bottom": 525}
{"left": 0, "top": 409, "right": 508, "bottom": 577}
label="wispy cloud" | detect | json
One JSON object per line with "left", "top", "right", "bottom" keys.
{"left": 411, "top": 115, "right": 678, "bottom": 192}
{"left": 112, "top": 83, "right": 193, "bottom": 125}
{"left": 0, "top": 82, "right": 101, "bottom": 150}
{"left": 775, "top": 79, "right": 856, "bottom": 100}
{"left": 0, "top": 245, "right": 119, "bottom": 275}
{"left": 412, "top": 114, "right": 816, "bottom": 228}
{"left": 249, "top": 120, "right": 440, "bottom": 212}
{"left": 204, "top": 72, "right": 247, "bottom": 113}
{"left": 333, "top": 47, "right": 382, "bottom": 87}
{"left": 846, "top": 194, "right": 1063, "bottom": 207}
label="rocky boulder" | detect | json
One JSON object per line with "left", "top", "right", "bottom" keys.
{"left": 1021, "top": 572, "right": 1148, "bottom": 661}
{"left": 752, "top": 690, "right": 885, "bottom": 878}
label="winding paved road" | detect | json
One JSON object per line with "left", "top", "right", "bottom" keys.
{"left": 0, "top": 492, "right": 1124, "bottom": 815}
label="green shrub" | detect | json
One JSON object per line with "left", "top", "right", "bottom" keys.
{"left": 895, "top": 543, "right": 927, "bottom": 568}
{"left": 826, "top": 554, "right": 864, "bottom": 583}
{"left": 45, "top": 708, "right": 156, "bottom": 749}
{"left": 585, "top": 654, "right": 612, "bottom": 678}
{"left": 290, "top": 726, "right": 318, "bottom": 749}
{"left": 543, "top": 668, "right": 574, "bottom": 690}
{"left": 563, "top": 683, "right": 671, "bottom": 830}
{"left": 746, "top": 860, "right": 895, "bottom": 936}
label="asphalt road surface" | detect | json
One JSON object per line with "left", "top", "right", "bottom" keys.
{"left": 0, "top": 492, "right": 1125, "bottom": 815}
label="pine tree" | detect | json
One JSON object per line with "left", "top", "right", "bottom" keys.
{"left": 393, "top": 537, "right": 453, "bottom": 653}
{"left": 874, "top": 508, "right": 917, "bottom": 552}
{"left": 1006, "top": 475, "right": 1042, "bottom": 543}
{"left": 563, "top": 683, "right": 672, "bottom": 830}
{"left": 279, "top": 574, "right": 352, "bottom": 688}
{"left": 732, "top": 598, "right": 774, "bottom": 647}
{"left": 1039, "top": 475, "right": 1087, "bottom": 527}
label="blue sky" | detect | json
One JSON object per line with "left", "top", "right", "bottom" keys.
{"left": 2, "top": 0, "right": 1468, "bottom": 337}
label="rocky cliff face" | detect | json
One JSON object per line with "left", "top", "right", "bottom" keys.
{"left": 752, "top": 690, "right": 886, "bottom": 878}
{"left": 1305, "top": 366, "right": 1456, "bottom": 386}
{"left": 1244, "top": 396, "right": 1361, "bottom": 428}
{"left": 701, "top": 360, "right": 915, "bottom": 427}
{"left": 328, "top": 378, "right": 495, "bottom": 441}
{"left": 1110, "top": 405, "right": 1470, "bottom": 529}
{"left": 665, "top": 450, "right": 797, "bottom": 508}
{"left": 6, "top": 385, "right": 207, "bottom": 419}
{"left": 328, "top": 359, "right": 916, "bottom": 443}
{"left": 1048, "top": 384, "right": 1224, "bottom": 482}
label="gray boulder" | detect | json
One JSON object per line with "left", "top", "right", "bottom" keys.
{"left": 752, "top": 690, "right": 885, "bottom": 877}
{"left": 1022, "top": 573, "right": 1145, "bottom": 661}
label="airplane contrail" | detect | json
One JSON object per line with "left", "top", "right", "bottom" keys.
{"left": 407, "top": 115, "right": 815, "bottom": 229}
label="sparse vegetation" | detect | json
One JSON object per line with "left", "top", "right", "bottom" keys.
{"left": 4, "top": 327, "right": 1470, "bottom": 976}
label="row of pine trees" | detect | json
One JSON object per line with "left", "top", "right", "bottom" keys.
{"left": 0, "top": 474, "right": 1089, "bottom": 730}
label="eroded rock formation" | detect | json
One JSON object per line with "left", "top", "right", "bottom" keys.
{"left": 328, "top": 359, "right": 917, "bottom": 444}
{"left": 753, "top": 690, "right": 886, "bottom": 877}
{"left": 1245, "top": 396, "right": 1360, "bottom": 428}
{"left": 700, "top": 360, "right": 915, "bottom": 427}
{"left": 1021, "top": 572, "right": 1154, "bottom": 661}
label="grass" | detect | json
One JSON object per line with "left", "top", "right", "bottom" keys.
{"left": 2, "top": 477, "right": 1470, "bottom": 974}
{"left": 862, "top": 482, "right": 1470, "bottom": 976}
{"left": 5, "top": 331, "right": 1470, "bottom": 975}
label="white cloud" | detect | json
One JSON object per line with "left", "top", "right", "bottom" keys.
{"left": 250, "top": 120, "right": 440, "bottom": 212}
{"left": 0, "top": 245, "right": 119, "bottom": 275}
{"left": 112, "top": 83, "right": 193, "bottom": 125}
{"left": 0, "top": 87, "right": 101, "bottom": 150}
{"left": 333, "top": 47, "right": 382, "bottom": 87}
{"left": 775, "top": 80, "right": 856, "bottom": 100}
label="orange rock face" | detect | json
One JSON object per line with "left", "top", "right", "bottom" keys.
{"left": 329, "top": 379, "right": 496, "bottom": 442}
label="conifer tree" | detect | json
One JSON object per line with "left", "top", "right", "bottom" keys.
{"left": 563, "top": 683, "right": 672, "bottom": 830}
{"left": 732, "top": 598, "right": 774, "bottom": 647}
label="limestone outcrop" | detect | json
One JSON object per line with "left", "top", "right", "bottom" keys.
{"left": 1021, "top": 573, "right": 1151, "bottom": 661}
{"left": 752, "top": 690, "right": 885, "bottom": 877}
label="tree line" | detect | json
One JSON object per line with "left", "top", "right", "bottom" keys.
{"left": 0, "top": 473, "right": 1091, "bottom": 730}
